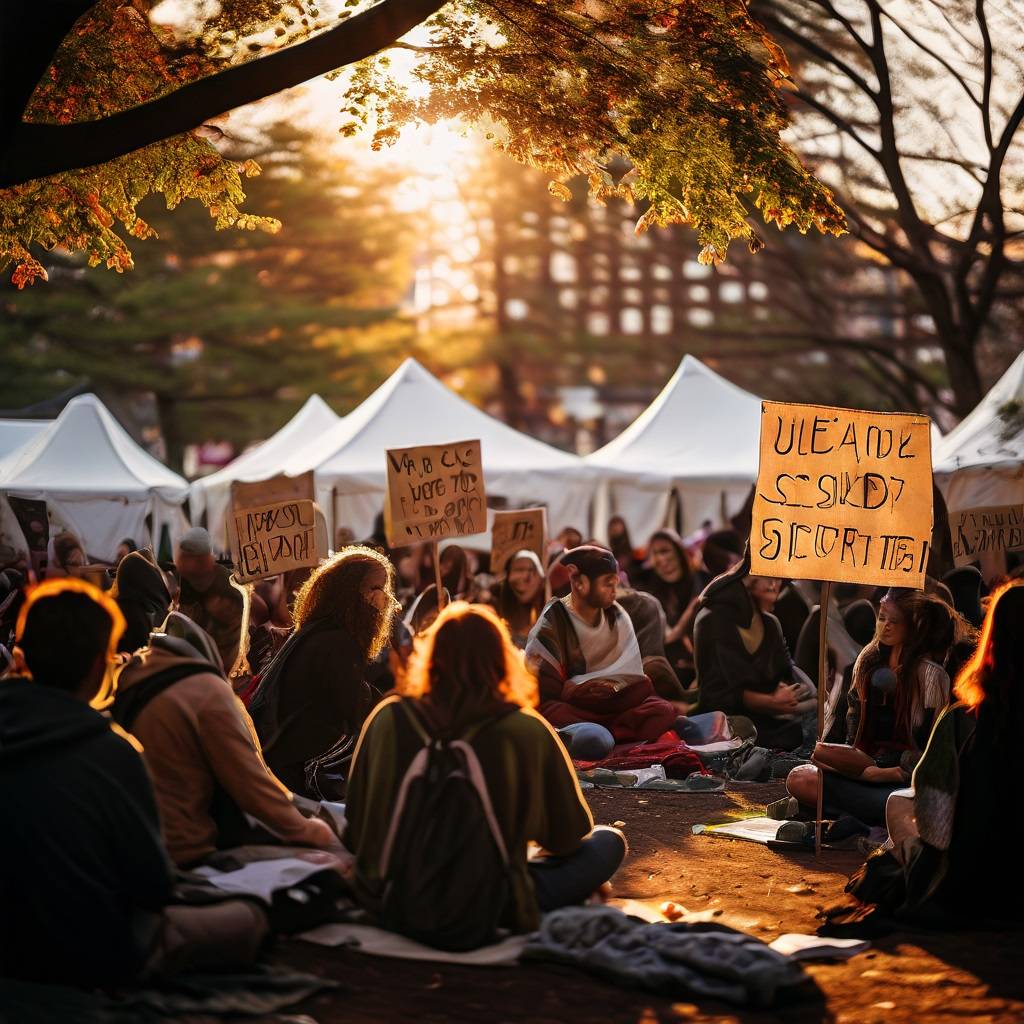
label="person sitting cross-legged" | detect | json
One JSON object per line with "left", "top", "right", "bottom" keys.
{"left": 525, "top": 546, "right": 680, "bottom": 761}
{"left": 0, "top": 579, "right": 267, "bottom": 987}
{"left": 343, "top": 602, "right": 626, "bottom": 943}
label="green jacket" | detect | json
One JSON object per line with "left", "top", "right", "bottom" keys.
{"left": 343, "top": 695, "right": 593, "bottom": 932}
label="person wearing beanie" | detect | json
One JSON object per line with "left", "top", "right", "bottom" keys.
{"left": 524, "top": 546, "right": 678, "bottom": 761}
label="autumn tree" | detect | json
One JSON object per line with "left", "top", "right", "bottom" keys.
{"left": 749, "top": 0, "right": 1024, "bottom": 417}
{"left": 0, "top": 124, "right": 415, "bottom": 468}
{"left": 1, "top": 0, "right": 844, "bottom": 288}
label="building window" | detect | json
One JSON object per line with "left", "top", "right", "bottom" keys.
{"left": 621, "top": 308, "right": 644, "bottom": 334}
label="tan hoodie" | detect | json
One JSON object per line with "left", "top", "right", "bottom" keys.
{"left": 116, "top": 645, "right": 322, "bottom": 866}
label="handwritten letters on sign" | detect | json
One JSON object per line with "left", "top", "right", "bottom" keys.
{"left": 385, "top": 440, "right": 486, "bottom": 546}
{"left": 230, "top": 497, "right": 327, "bottom": 583}
{"left": 951, "top": 504, "right": 1024, "bottom": 567}
{"left": 491, "top": 507, "right": 547, "bottom": 576}
{"left": 751, "top": 402, "right": 933, "bottom": 587}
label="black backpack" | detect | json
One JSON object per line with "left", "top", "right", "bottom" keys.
{"left": 378, "top": 701, "right": 511, "bottom": 951}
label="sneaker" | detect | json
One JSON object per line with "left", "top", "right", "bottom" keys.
{"left": 776, "top": 820, "right": 813, "bottom": 845}
{"left": 766, "top": 796, "right": 800, "bottom": 820}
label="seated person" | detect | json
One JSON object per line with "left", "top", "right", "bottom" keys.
{"left": 0, "top": 579, "right": 266, "bottom": 986}
{"left": 492, "top": 549, "right": 546, "bottom": 648}
{"left": 344, "top": 602, "right": 626, "bottom": 936}
{"left": 525, "top": 546, "right": 679, "bottom": 760}
{"left": 787, "top": 588, "right": 959, "bottom": 827}
{"left": 113, "top": 550, "right": 171, "bottom": 654}
{"left": 693, "top": 553, "right": 815, "bottom": 751}
{"left": 248, "top": 547, "right": 401, "bottom": 800}
{"left": 635, "top": 529, "right": 700, "bottom": 686}
{"left": 174, "top": 527, "right": 244, "bottom": 673}
{"left": 831, "top": 582, "right": 1022, "bottom": 926}
{"left": 607, "top": 515, "right": 642, "bottom": 583}
{"left": 114, "top": 612, "right": 337, "bottom": 868}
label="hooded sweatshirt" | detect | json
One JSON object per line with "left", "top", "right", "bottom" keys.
{"left": 692, "top": 555, "right": 797, "bottom": 716}
{"left": 115, "top": 551, "right": 171, "bottom": 654}
{"left": 114, "top": 643, "right": 323, "bottom": 867}
{"left": 0, "top": 677, "right": 173, "bottom": 986}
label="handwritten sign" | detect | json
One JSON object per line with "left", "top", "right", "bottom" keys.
{"left": 951, "top": 504, "right": 1024, "bottom": 566}
{"left": 750, "top": 402, "right": 933, "bottom": 587}
{"left": 385, "top": 440, "right": 486, "bottom": 546}
{"left": 491, "top": 507, "right": 547, "bottom": 576}
{"left": 229, "top": 497, "right": 328, "bottom": 583}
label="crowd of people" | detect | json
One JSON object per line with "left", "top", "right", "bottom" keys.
{"left": 1, "top": 507, "right": 1021, "bottom": 990}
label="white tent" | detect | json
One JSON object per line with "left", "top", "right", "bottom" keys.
{"left": 934, "top": 350, "right": 1024, "bottom": 511}
{"left": 275, "top": 359, "right": 597, "bottom": 543}
{"left": 586, "top": 355, "right": 762, "bottom": 542}
{"left": 0, "top": 418, "right": 49, "bottom": 461}
{"left": 191, "top": 395, "right": 341, "bottom": 551}
{"left": 0, "top": 394, "right": 190, "bottom": 562}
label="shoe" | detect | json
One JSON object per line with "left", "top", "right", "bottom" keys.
{"left": 766, "top": 796, "right": 800, "bottom": 820}
{"left": 776, "top": 820, "right": 813, "bottom": 845}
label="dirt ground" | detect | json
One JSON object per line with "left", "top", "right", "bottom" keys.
{"left": 276, "top": 784, "right": 1024, "bottom": 1023}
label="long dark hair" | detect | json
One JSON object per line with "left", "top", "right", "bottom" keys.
{"left": 639, "top": 529, "right": 695, "bottom": 622}
{"left": 495, "top": 551, "right": 545, "bottom": 636}
{"left": 856, "top": 590, "right": 964, "bottom": 736}
{"left": 401, "top": 603, "right": 537, "bottom": 737}
{"left": 292, "top": 546, "right": 394, "bottom": 659}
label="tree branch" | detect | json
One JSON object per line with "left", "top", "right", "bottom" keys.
{"left": 0, "top": 0, "right": 448, "bottom": 187}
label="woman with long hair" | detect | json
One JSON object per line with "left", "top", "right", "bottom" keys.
{"left": 248, "top": 546, "right": 401, "bottom": 800}
{"left": 343, "top": 603, "right": 626, "bottom": 935}
{"left": 492, "top": 550, "right": 546, "bottom": 648}
{"left": 827, "top": 582, "right": 1023, "bottom": 926}
{"left": 787, "top": 588, "right": 965, "bottom": 826}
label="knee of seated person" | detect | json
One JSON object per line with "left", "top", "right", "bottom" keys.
{"left": 590, "top": 824, "right": 629, "bottom": 862}
{"left": 559, "top": 722, "right": 615, "bottom": 761}
{"left": 786, "top": 764, "right": 817, "bottom": 802}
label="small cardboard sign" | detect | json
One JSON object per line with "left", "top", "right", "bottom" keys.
{"left": 750, "top": 402, "right": 933, "bottom": 587}
{"left": 491, "top": 507, "right": 547, "bottom": 575}
{"left": 385, "top": 439, "right": 486, "bottom": 546}
{"left": 951, "top": 504, "right": 1024, "bottom": 566}
{"left": 229, "top": 497, "right": 328, "bottom": 583}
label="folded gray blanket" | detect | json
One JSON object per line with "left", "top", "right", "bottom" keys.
{"left": 523, "top": 905, "right": 807, "bottom": 1006}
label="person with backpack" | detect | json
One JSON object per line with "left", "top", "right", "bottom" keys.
{"left": 113, "top": 611, "right": 338, "bottom": 867}
{"left": 343, "top": 602, "right": 626, "bottom": 951}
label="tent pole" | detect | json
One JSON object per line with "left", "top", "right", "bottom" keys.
{"left": 815, "top": 580, "right": 832, "bottom": 857}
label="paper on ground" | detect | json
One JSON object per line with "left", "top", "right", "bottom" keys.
{"left": 298, "top": 922, "right": 526, "bottom": 966}
{"left": 698, "top": 816, "right": 784, "bottom": 844}
{"left": 769, "top": 934, "right": 870, "bottom": 960}
{"left": 195, "top": 857, "right": 328, "bottom": 903}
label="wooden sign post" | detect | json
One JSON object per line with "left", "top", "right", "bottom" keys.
{"left": 385, "top": 439, "right": 487, "bottom": 613}
{"left": 750, "top": 402, "right": 934, "bottom": 855}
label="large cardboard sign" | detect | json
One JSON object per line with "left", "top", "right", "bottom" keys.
{"left": 229, "top": 497, "right": 328, "bottom": 583}
{"left": 750, "top": 402, "right": 933, "bottom": 587}
{"left": 385, "top": 440, "right": 486, "bottom": 547}
{"left": 491, "top": 507, "right": 547, "bottom": 575}
{"left": 951, "top": 504, "right": 1024, "bottom": 566}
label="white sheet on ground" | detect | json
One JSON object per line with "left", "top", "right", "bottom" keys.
{"left": 298, "top": 923, "right": 527, "bottom": 966}
{"left": 701, "top": 817, "right": 784, "bottom": 843}
{"left": 194, "top": 857, "right": 328, "bottom": 903}
{"left": 769, "top": 934, "right": 870, "bottom": 960}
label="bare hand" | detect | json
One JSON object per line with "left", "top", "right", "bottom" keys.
{"left": 304, "top": 817, "right": 338, "bottom": 848}
{"left": 860, "top": 765, "right": 905, "bottom": 784}
{"left": 772, "top": 683, "right": 800, "bottom": 714}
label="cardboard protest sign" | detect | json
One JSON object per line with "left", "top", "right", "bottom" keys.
{"left": 230, "top": 470, "right": 315, "bottom": 511}
{"left": 750, "top": 402, "right": 933, "bottom": 588}
{"left": 951, "top": 504, "right": 1024, "bottom": 567}
{"left": 385, "top": 440, "right": 486, "bottom": 547}
{"left": 491, "top": 507, "right": 547, "bottom": 575}
{"left": 229, "top": 497, "right": 328, "bottom": 583}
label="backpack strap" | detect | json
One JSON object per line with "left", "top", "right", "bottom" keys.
{"left": 111, "top": 662, "right": 215, "bottom": 732}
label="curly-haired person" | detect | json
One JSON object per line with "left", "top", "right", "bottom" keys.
{"left": 248, "top": 546, "right": 401, "bottom": 800}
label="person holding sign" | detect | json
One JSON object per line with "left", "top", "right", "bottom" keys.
{"left": 492, "top": 550, "right": 546, "bottom": 648}
{"left": 248, "top": 547, "right": 401, "bottom": 801}
{"left": 524, "top": 547, "right": 678, "bottom": 760}
{"left": 786, "top": 588, "right": 962, "bottom": 826}
{"left": 692, "top": 552, "right": 815, "bottom": 752}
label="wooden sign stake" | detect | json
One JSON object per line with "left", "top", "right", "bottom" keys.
{"left": 814, "top": 579, "right": 833, "bottom": 858}
{"left": 433, "top": 541, "right": 446, "bottom": 612}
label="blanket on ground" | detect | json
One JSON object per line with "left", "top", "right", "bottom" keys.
{"left": 523, "top": 905, "right": 807, "bottom": 1006}
{"left": 573, "top": 731, "right": 705, "bottom": 776}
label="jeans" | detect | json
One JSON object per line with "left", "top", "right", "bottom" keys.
{"left": 528, "top": 827, "right": 627, "bottom": 912}
{"left": 675, "top": 712, "right": 725, "bottom": 745}
{"left": 557, "top": 722, "right": 615, "bottom": 761}
{"left": 823, "top": 772, "right": 903, "bottom": 827}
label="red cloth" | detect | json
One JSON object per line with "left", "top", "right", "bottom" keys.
{"left": 574, "top": 730, "right": 706, "bottom": 777}
{"left": 539, "top": 692, "right": 677, "bottom": 743}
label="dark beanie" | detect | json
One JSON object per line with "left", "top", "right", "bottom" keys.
{"left": 561, "top": 545, "right": 618, "bottom": 582}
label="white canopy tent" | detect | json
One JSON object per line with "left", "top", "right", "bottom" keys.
{"left": 934, "top": 350, "right": 1024, "bottom": 512}
{"left": 586, "top": 355, "right": 762, "bottom": 542}
{"left": 191, "top": 395, "right": 341, "bottom": 551}
{"left": 0, "top": 394, "right": 190, "bottom": 562}
{"left": 274, "top": 359, "right": 598, "bottom": 544}
{"left": 0, "top": 419, "right": 50, "bottom": 461}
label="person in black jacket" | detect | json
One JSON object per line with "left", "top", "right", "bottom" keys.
{"left": 113, "top": 550, "right": 171, "bottom": 654}
{"left": 0, "top": 578, "right": 267, "bottom": 987}
{"left": 248, "top": 546, "right": 401, "bottom": 800}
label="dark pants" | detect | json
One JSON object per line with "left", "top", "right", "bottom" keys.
{"left": 528, "top": 827, "right": 627, "bottom": 912}
{"left": 823, "top": 772, "right": 902, "bottom": 827}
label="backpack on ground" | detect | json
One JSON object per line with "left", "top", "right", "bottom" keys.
{"left": 378, "top": 700, "right": 511, "bottom": 952}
